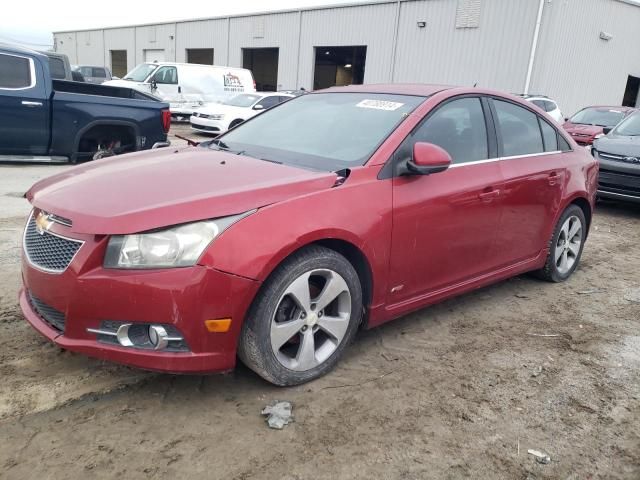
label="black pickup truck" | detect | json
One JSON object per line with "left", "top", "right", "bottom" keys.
{"left": 0, "top": 44, "right": 170, "bottom": 162}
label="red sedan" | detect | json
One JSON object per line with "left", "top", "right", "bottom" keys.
{"left": 20, "top": 84, "right": 598, "bottom": 385}
{"left": 563, "top": 105, "right": 637, "bottom": 146}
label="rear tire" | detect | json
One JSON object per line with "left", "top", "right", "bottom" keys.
{"left": 238, "top": 246, "right": 362, "bottom": 386}
{"left": 534, "top": 205, "right": 586, "bottom": 282}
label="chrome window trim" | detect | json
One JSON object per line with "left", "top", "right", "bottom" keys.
{"left": 22, "top": 210, "right": 85, "bottom": 275}
{"left": 449, "top": 150, "right": 562, "bottom": 168}
{"left": 0, "top": 53, "right": 36, "bottom": 91}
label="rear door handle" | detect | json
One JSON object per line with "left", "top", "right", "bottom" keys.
{"left": 21, "top": 101, "right": 43, "bottom": 107}
{"left": 478, "top": 187, "right": 501, "bottom": 202}
{"left": 548, "top": 171, "right": 560, "bottom": 186}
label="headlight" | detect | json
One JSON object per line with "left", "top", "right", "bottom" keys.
{"left": 104, "top": 212, "right": 251, "bottom": 269}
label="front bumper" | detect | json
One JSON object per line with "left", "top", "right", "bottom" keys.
{"left": 190, "top": 116, "right": 227, "bottom": 135}
{"left": 20, "top": 225, "right": 260, "bottom": 374}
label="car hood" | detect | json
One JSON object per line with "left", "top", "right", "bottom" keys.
{"left": 563, "top": 122, "right": 603, "bottom": 136}
{"left": 26, "top": 147, "right": 337, "bottom": 235}
{"left": 594, "top": 135, "right": 640, "bottom": 156}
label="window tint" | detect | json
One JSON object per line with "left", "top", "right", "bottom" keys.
{"left": 92, "top": 67, "right": 106, "bottom": 78}
{"left": 256, "top": 96, "right": 280, "bottom": 109}
{"left": 0, "top": 54, "right": 32, "bottom": 88}
{"left": 413, "top": 97, "right": 488, "bottom": 164}
{"left": 153, "top": 66, "right": 178, "bottom": 84}
{"left": 48, "top": 57, "right": 67, "bottom": 79}
{"left": 539, "top": 119, "right": 558, "bottom": 152}
{"left": 494, "top": 100, "right": 544, "bottom": 156}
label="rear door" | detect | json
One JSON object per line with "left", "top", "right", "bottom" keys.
{"left": 388, "top": 96, "right": 505, "bottom": 304}
{"left": 490, "top": 98, "right": 567, "bottom": 267}
{"left": 0, "top": 53, "right": 49, "bottom": 155}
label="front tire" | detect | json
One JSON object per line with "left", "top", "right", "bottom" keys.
{"left": 238, "top": 246, "right": 363, "bottom": 386}
{"left": 535, "top": 205, "right": 586, "bottom": 282}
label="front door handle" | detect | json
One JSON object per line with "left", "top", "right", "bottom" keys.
{"left": 478, "top": 187, "right": 500, "bottom": 202}
{"left": 21, "top": 101, "right": 43, "bottom": 107}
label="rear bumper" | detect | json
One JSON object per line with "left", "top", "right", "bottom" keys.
{"left": 20, "top": 246, "right": 261, "bottom": 373}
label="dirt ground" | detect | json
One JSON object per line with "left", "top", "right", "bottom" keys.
{"left": 0, "top": 136, "right": 639, "bottom": 479}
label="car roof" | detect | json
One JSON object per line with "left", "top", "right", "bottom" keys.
{"left": 0, "top": 42, "right": 47, "bottom": 60}
{"left": 319, "top": 83, "right": 455, "bottom": 97}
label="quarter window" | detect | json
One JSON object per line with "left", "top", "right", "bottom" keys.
{"left": 543, "top": 100, "right": 557, "bottom": 113}
{"left": 539, "top": 119, "right": 558, "bottom": 152}
{"left": 0, "top": 54, "right": 32, "bottom": 89}
{"left": 412, "top": 97, "right": 489, "bottom": 164}
{"left": 493, "top": 100, "right": 544, "bottom": 157}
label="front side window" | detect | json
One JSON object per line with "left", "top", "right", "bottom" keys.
{"left": 0, "top": 54, "right": 32, "bottom": 89}
{"left": 217, "top": 93, "right": 424, "bottom": 171}
{"left": 152, "top": 66, "right": 178, "bottom": 85}
{"left": 412, "top": 97, "right": 489, "bottom": 164}
{"left": 493, "top": 100, "right": 544, "bottom": 157}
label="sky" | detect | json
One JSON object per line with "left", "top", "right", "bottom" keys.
{"left": 0, "top": 0, "right": 368, "bottom": 49}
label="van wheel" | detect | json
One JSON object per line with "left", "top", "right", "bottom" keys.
{"left": 238, "top": 246, "right": 362, "bottom": 386}
{"left": 229, "top": 119, "right": 244, "bottom": 129}
{"left": 534, "top": 205, "right": 586, "bottom": 282}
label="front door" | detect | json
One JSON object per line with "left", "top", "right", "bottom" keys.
{"left": 0, "top": 53, "right": 49, "bottom": 155}
{"left": 388, "top": 97, "right": 504, "bottom": 305}
{"left": 148, "top": 65, "right": 181, "bottom": 103}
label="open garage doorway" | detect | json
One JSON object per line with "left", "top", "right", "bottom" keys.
{"left": 110, "top": 50, "right": 127, "bottom": 78}
{"left": 622, "top": 75, "right": 640, "bottom": 108}
{"left": 313, "top": 46, "right": 367, "bottom": 90}
{"left": 243, "top": 48, "right": 279, "bottom": 91}
{"left": 186, "top": 48, "right": 214, "bottom": 65}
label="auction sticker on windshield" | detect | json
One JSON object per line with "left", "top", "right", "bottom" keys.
{"left": 356, "top": 99, "right": 405, "bottom": 111}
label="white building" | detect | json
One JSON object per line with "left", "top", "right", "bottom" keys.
{"left": 54, "top": 0, "right": 640, "bottom": 115}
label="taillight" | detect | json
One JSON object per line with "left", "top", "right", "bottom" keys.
{"left": 161, "top": 109, "right": 171, "bottom": 133}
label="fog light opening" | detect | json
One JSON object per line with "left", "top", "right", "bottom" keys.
{"left": 148, "top": 325, "right": 170, "bottom": 350}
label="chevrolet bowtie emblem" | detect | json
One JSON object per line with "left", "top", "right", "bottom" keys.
{"left": 35, "top": 212, "right": 53, "bottom": 235}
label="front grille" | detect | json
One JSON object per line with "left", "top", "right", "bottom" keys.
{"left": 598, "top": 168, "right": 640, "bottom": 196}
{"left": 598, "top": 151, "right": 640, "bottom": 165}
{"left": 28, "top": 291, "right": 65, "bottom": 331}
{"left": 23, "top": 213, "right": 83, "bottom": 273}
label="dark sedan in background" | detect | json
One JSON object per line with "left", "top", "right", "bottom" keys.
{"left": 593, "top": 111, "right": 640, "bottom": 203}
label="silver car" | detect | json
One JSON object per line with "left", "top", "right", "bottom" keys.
{"left": 72, "top": 65, "right": 112, "bottom": 84}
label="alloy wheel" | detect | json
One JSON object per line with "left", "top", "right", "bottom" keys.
{"left": 555, "top": 215, "right": 582, "bottom": 275}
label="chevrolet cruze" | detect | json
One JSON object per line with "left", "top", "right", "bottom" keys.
{"left": 20, "top": 85, "right": 598, "bottom": 385}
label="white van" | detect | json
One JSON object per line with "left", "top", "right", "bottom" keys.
{"left": 104, "top": 62, "right": 256, "bottom": 120}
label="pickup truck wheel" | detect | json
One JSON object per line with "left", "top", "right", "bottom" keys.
{"left": 534, "top": 205, "right": 586, "bottom": 282}
{"left": 238, "top": 246, "right": 362, "bottom": 386}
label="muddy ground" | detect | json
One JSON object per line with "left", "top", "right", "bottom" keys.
{"left": 0, "top": 133, "right": 639, "bottom": 479}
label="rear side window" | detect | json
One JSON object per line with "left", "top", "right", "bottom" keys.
{"left": 493, "top": 100, "right": 544, "bottom": 156}
{"left": 413, "top": 97, "right": 489, "bottom": 164}
{"left": 48, "top": 57, "right": 67, "bottom": 79}
{"left": 92, "top": 67, "right": 106, "bottom": 78}
{"left": 0, "top": 54, "right": 32, "bottom": 89}
{"left": 539, "top": 119, "right": 558, "bottom": 152}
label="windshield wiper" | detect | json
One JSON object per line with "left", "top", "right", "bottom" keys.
{"left": 209, "top": 139, "right": 245, "bottom": 155}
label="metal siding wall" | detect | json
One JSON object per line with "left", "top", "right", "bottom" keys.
{"left": 393, "top": 0, "right": 539, "bottom": 91}
{"left": 298, "top": 3, "right": 398, "bottom": 89}
{"left": 104, "top": 27, "right": 136, "bottom": 72}
{"left": 134, "top": 23, "right": 177, "bottom": 64}
{"left": 228, "top": 12, "right": 300, "bottom": 90}
{"left": 75, "top": 30, "right": 105, "bottom": 66}
{"left": 531, "top": 0, "right": 640, "bottom": 115}
{"left": 54, "top": 33, "right": 78, "bottom": 63}
{"left": 175, "top": 19, "right": 229, "bottom": 64}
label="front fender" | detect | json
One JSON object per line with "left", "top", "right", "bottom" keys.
{"left": 198, "top": 167, "right": 393, "bottom": 307}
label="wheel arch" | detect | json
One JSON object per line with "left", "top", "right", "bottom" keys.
{"left": 72, "top": 120, "right": 140, "bottom": 161}
{"left": 570, "top": 196, "right": 592, "bottom": 237}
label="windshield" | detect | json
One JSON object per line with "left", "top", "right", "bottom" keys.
{"left": 123, "top": 64, "right": 158, "bottom": 82}
{"left": 613, "top": 112, "right": 640, "bottom": 136}
{"left": 224, "top": 94, "right": 261, "bottom": 107}
{"left": 215, "top": 93, "right": 425, "bottom": 171}
{"left": 570, "top": 107, "right": 625, "bottom": 127}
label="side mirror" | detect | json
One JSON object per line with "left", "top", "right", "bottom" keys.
{"left": 564, "top": 117, "right": 569, "bottom": 122}
{"left": 253, "top": 104, "right": 265, "bottom": 111}
{"left": 406, "top": 142, "right": 452, "bottom": 175}
{"left": 602, "top": 126, "right": 613, "bottom": 135}
{"left": 150, "top": 79, "right": 158, "bottom": 91}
